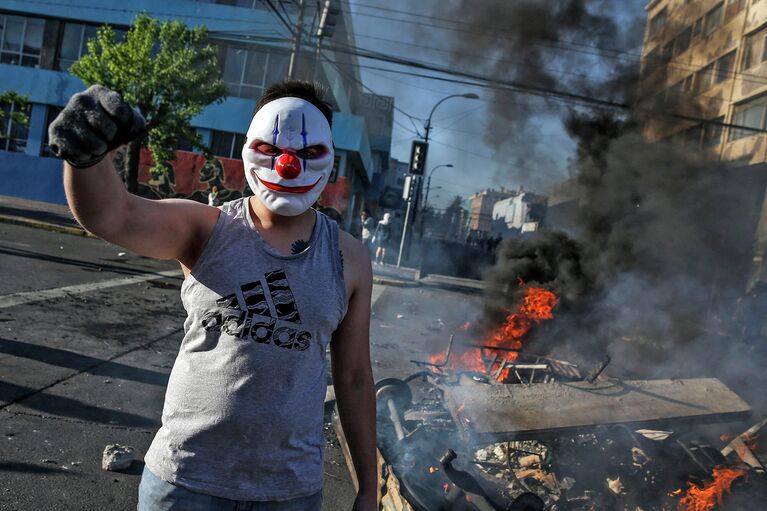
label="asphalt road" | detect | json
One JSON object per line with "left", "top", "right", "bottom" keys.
{"left": 0, "top": 221, "right": 482, "bottom": 510}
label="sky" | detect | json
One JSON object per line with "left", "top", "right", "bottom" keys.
{"left": 346, "top": 0, "right": 646, "bottom": 210}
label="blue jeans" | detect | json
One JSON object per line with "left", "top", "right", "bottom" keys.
{"left": 137, "top": 465, "right": 322, "bottom": 511}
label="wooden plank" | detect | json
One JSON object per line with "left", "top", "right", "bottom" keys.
{"left": 443, "top": 378, "right": 750, "bottom": 442}
{"left": 332, "top": 409, "right": 389, "bottom": 507}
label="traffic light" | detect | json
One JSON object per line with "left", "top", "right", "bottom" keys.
{"left": 316, "top": 0, "right": 340, "bottom": 39}
{"left": 409, "top": 140, "right": 428, "bottom": 175}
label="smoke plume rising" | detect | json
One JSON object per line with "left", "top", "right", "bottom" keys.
{"left": 442, "top": 0, "right": 767, "bottom": 405}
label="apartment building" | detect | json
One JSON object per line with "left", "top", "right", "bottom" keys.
{"left": 641, "top": 0, "right": 766, "bottom": 154}
{"left": 468, "top": 187, "right": 514, "bottom": 234}
{"left": 641, "top": 0, "right": 767, "bottom": 282}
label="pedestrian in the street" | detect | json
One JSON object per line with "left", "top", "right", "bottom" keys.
{"left": 207, "top": 185, "right": 220, "bottom": 207}
{"left": 360, "top": 209, "right": 374, "bottom": 258}
{"left": 372, "top": 212, "right": 392, "bottom": 265}
{"left": 48, "top": 81, "right": 377, "bottom": 510}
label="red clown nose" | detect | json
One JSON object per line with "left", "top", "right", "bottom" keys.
{"left": 275, "top": 152, "right": 302, "bottom": 179}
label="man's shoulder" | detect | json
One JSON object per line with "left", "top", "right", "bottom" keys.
{"left": 338, "top": 228, "right": 365, "bottom": 255}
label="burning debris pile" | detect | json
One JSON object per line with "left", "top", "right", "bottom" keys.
{"left": 427, "top": 284, "right": 562, "bottom": 384}
{"left": 335, "top": 286, "right": 766, "bottom": 511}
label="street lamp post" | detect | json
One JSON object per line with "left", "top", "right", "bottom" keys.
{"left": 423, "top": 93, "right": 480, "bottom": 144}
{"left": 423, "top": 164, "right": 453, "bottom": 211}
{"left": 417, "top": 92, "right": 478, "bottom": 211}
{"left": 400, "top": 92, "right": 479, "bottom": 268}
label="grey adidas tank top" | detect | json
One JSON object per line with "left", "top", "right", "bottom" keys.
{"left": 145, "top": 197, "right": 347, "bottom": 501}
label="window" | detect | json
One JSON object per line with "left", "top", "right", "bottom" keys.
{"left": 716, "top": 51, "right": 735, "bottom": 83}
{"left": 731, "top": 95, "right": 767, "bottom": 140}
{"left": 56, "top": 23, "right": 126, "bottom": 71}
{"left": 57, "top": 23, "right": 98, "bottom": 71}
{"left": 685, "top": 124, "right": 704, "bottom": 148}
{"left": 41, "top": 105, "right": 63, "bottom": 157}
{"left": 210, "top": 130, "right": 246, "bottom": 159}
{"left": 0, "top": 100, "right": 30, "bottom": 153}
{"left": 743, "top": 25, "right": 767, "bottom": 69}
{"left": 667, "top": 80, "right": 684, "bottom": 101}
{"left": 0, "top": 15, "right": 44, "bottom": 68}
{"left": 725, "top": 0, "right": 746, "bottom": 21}
{"left": 662, "top": 40, "right": 674, "bottom": 63}
{"left": 220, "top": 44, "right": 290, "bottom": 99}
{"left": 692, "top": 17, "right": 704, "bottom": 38}
{"left": 703, "top": 116, "right": 724, "bottom": 147}
{"left": 176, "top": 134, "right": 195, "bottom": 152}
{"left": 650, "top": 8, "right": 667, "bottom": 37}
{"left": 683, "top": 74, "right": 694, "bottom": 93}
{"left": 645, "top": 46, "right": 660, "bottom": 73}
{"left": 695, "top": 62, "right": 715, "bottom": 94}
{"left": 674, "top": 27, "right": 692, "bottom": 56}
{"left": 704, "top": 3, "right": 724, "bottom": 36}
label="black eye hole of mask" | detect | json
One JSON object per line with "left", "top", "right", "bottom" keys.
{"left": 252, "top": 141, "right": 329, "bottom": 160}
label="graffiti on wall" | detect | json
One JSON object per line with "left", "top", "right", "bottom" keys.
{"left": 127, "top": 148, "right": 248, "bottom": 203}
{"left": 114, "top": 148, "right": 352, "bottom": 222}
{"left": 318, "top": 175, "right": 352, "bottom": 218}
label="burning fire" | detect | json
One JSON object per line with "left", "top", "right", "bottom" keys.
{"left": 428, "top": 466, "right": 439, "bottom": 474}
{"left": 675, "top": 466, "right": 747, "bottom": 511}
{"left": 743, "top": 432, "right": 759, "bottom": 451}
{"left": 430, "top": 285, "right": 558, "bottom": 381}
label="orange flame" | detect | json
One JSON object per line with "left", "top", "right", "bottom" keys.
{"left": 676, "top": 466, "right": 747, "bottom": 511}
{"left": 428, "top": 466, "right": 439, "bottom": 474}
{"left": 430, "top": 286, "right": 558, "bottom": 381}
{"left": 743, "top": 432, "right": 759, "bottom": 452}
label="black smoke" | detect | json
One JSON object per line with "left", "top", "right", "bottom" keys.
{"left": 443, "top": 0, "right": 767, "bottom": 395}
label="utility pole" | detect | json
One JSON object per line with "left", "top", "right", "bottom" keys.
{"left": 397, "top": 175, "right": 418, "bottom": 268}
{"left": 288, "top": 0, "right": 305, "bottom": 79}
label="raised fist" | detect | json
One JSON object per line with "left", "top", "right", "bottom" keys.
{"left": 48, "top": 85, "right": 146, "bottom": 168}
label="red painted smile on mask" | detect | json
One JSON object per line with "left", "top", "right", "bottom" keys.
{"left": 255, "top": 174, "right": 323, "bottom": 194}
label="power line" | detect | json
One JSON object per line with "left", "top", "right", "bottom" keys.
{"left": 338, "top": 2, "right": 767, "bottom": 89}
{"left": 319, "top": 46, "right": 767, "bottom": 136}
{"left": 322, "top": 54, "right": 424, "bottom": 123}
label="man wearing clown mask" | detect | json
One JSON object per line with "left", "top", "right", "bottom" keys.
{"left": 48, "top": 81, "right": 376, "bottom": 510}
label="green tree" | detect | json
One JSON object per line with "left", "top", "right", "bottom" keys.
{"left": 0, "top": 91, "right": 30, "bottom": 150}
{"left": 70, "top": 13, "right": 226, "bottom": 194}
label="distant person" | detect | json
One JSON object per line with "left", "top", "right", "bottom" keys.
{"left": 207, "top": 185, "right": 220, "bottom": 207}
{"left": 372, "top": 212, "right": 392, "bottom": 265}
{"left": 360, "top": 209, "right": 374, "bottom": 257}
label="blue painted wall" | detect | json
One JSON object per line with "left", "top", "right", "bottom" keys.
{"left": 0, "top": 0, "right": 376, "bottom": 204}
{"left": 0, "top": 152, "right": 66, "bottom": 204}
{"left": 1, "top": 0, "right": 277, "bottom": 33}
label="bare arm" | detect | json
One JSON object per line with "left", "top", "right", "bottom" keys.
{"left": 52, "top": 85, "right": 218, "bottom": 269}
{"left": 331, "top": 233, "right": 377, "bottom": 509}
{"left": 64, "top": 157, "right": 218, "bottom": 268}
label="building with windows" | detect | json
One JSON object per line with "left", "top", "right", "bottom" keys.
{"left": 490, "top": 187, "right": 548, "bottom": 237}
{"left": 467, "top": 187, "right": 514, "bottom": 235}
{"left": 640, "top": 0, "right": 767, "bottom": 282}
{"left": 641, "top": 0, "right": 753, "bottom": 149}
{"left": 0, "top": 0, "right": 390, "bottom": 231}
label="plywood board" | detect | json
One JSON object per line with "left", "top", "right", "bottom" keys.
{"left": 443, "top": 378, "right": 750, "bottom": 442}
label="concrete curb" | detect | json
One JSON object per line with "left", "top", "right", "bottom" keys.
{"left": 0, "top": 214, "right": 95, "bottom": 238}
{"left": 418, "top": 279, "right": 484, "bottom": 294}
{"left": 0, "top": 214, "right": 484, "bottom": 295}
{"left": 372, "top": 276, "right": 420, "bottom": 287}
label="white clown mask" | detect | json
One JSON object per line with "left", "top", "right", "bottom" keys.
{"left": 242, "top": 97, "right": 334, "bottom": 216}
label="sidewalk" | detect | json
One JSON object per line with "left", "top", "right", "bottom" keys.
{"left": 0, "top": 194, "right": 89, "bottom": 237}
{"left": 0, "top": 194, "right": 486, "bottom": 293}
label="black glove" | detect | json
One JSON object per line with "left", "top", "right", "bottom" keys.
{"left": 48, "top": 85, "right": 146, "bottom": 168}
